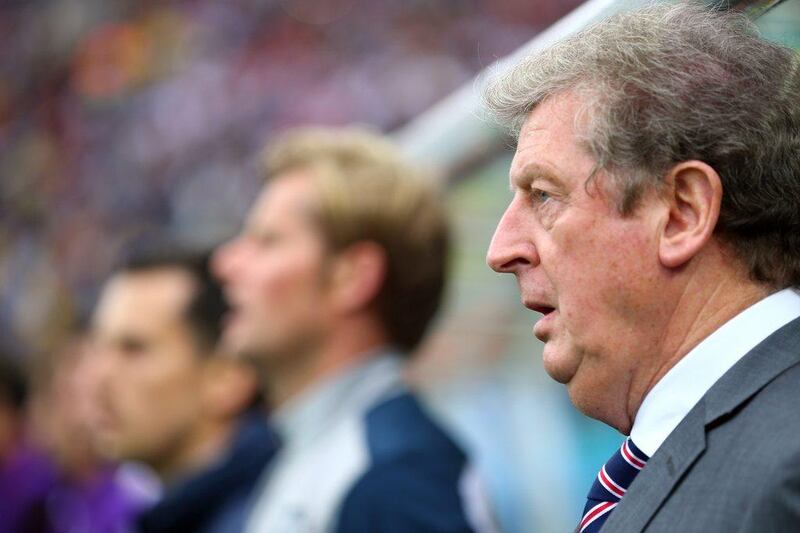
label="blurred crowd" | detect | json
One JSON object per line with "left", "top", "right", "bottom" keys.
{"left": 0, "top": 0, "right": 582, "bottom": 359}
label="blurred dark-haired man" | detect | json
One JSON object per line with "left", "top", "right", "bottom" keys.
{"left": 90, "top": 249, "right": 278, "bottom": 533}
{"left": 215, "top": 127, "right": 496, "bottom": 533}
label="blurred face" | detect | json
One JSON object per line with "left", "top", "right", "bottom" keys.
{"left": 90, "top": 269, "right": 207, "bottom": 471}
{"left": 486, "top": 92, "right": 667, "bottom": 427}
{"left": 32, "top": 340, "right": 100, "bottom": 472}
{"left": 213, "top": 170, "right": 332, "bottom": 369}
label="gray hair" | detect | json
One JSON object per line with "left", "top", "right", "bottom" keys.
{"left": 485, "top": 2, "right": 800, "bottom": 289}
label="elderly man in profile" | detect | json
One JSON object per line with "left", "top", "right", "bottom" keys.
{"left": 485, "top": 3, "right": 800, "bottom": 532}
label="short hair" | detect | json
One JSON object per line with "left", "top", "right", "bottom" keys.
{"left": 262, "top": 126, "right": 449, "bottom": 352}
{"left": 485, "top": 3, "right": 800, "bottom": 289}
{"left": 114, "top": 245, "right": 229, "bottom": 352}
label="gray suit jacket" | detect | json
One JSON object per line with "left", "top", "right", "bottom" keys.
{"left": 603, "top": 315, "right": 800, "bottom": 532}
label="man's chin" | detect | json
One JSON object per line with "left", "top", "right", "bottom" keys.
{"left": 94, "top": 438, "right": 127, "bottom": 462}
{"left": 225, "top": 339, "right": 274, "bottom": 369}
{"left": 541, "top": 345, "right": 580, "bottom": 385}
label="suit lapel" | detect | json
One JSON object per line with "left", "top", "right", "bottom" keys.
{"left": 701, "top": 316, "right": 800, "bottom": 426}
{"left": 603, "top": 315, "right": 800, "bottom": 531}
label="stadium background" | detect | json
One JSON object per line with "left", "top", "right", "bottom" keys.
{"left": 1, "top": 0, "right": 797, "bottom": 530}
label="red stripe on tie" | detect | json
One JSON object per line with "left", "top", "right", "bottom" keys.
{"left": 580, "top": 501, "right": 617, "bottom": 532}
{"left": 622, "top": 440, "right": 646, "bottom": 469}
{"left": 599, "top": 465, "right": 626, "bottom": 498}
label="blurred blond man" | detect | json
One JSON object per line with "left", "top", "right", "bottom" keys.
{"left": 215, "top": 127, "right": 495, "bottom": 533}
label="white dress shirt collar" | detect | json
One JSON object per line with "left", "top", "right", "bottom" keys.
{"left": 630, "top": 288, "right": 800, "bottom": 457}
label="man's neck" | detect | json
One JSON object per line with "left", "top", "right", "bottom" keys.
{"left": 624, "top": 256, "right": 771, "bottom": 432}
{"left": 264, "top": 321, "right": 389, "bottom": 411}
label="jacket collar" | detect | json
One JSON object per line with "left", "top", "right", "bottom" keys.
{"left": 603, "top": 315, "right": 800, "bottom": 532}
{"left": 137, "top": 414, "right": 278, "bottom": 533}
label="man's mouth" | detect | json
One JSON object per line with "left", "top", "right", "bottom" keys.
{"left": 524, "top": 301, "right": 557, "bottom": 341}
{"left": 525, "top": 302, "right": 556, "bottom": 316}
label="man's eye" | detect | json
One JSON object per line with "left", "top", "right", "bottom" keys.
{"left": 116, "top": 336, "right": 148, "bottom": 357}
{"left": 530, "top": 188, "right": 552, "bottom": 204}
{"left": 254, "top": 232, "right": 279, "bottom": 247}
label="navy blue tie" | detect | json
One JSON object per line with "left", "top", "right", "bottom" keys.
{"left": 579, "top": 437, "right": 649, "bottom": 532}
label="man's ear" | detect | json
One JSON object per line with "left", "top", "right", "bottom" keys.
{"left": 201, "top": 357, "right": 260, "bottom": 419}
{"left": 658, "top": 160, "right": 722, "bottom": 269}
{"left": 327, "top": 241, "right": 387, "bottom": 314}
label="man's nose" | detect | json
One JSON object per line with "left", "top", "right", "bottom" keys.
{"left": 86, "top": 345, "right": 113, "bottom": 389}
{"left": 486, "top": 202, "right": 539, "bottom": 274}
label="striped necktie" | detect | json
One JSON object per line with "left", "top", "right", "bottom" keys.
{"left": 579, "top": 437, "right": 649, "bottom": 533}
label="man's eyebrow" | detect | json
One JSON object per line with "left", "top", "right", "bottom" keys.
{"left": 509, "top": 162, "right": 562, "bottom": 191}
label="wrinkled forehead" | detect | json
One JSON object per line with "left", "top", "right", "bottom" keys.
{"left": 508, "top": 92, "right": 591, "bottom": 190}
